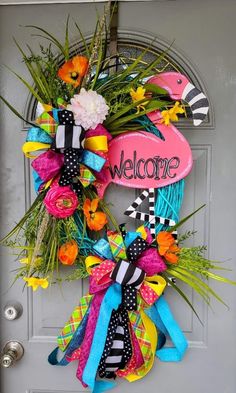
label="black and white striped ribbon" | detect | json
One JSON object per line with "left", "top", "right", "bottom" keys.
{"left": 51, "top": 110, "right": 84, "bottom": 150}
{"left": 124, "top": 188, "right": 176, "bottom": 237}
{"left": 98, "top": 309, "right": 132, "bottom": 379}
{"left": 181, "top": 82, "right": 209, "bottom": 127}
{"left": 110, "top": 259, "right": 145, "bottom": 290}
{"left": 51, "top": 110, "right": 85, "bottom": 195}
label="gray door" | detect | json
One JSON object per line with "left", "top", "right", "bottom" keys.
{"left": 0, "top": 1, "right": 236, "bottom": 393}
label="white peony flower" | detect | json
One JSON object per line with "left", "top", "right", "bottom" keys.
{"left": 67, "top": 88, "right": 109, "bottom": 130}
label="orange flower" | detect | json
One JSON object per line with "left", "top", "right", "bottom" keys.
{"left": 156, "top": 231, "right": 180, "bottom": 264}
{"left": 83, "top": 198, "right": 108, "bottom": 231}
{"left": 58, "top": 55, "right": 89, "bottom": 88}
{"left": 58, "top": 240, "right": 78, "bottom": 265}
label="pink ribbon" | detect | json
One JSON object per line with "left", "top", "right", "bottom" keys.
{"left": 76, "top": 290, "right": 106, "bottom": 386}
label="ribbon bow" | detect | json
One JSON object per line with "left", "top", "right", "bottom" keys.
{"left": 22, "top": 106, "right": 110, "bottom": 193}
{"left": 86, "top": 226, "right": 167, "bottom": 310}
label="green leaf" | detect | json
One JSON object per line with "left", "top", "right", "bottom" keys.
{"left": 74, "top": 21, "right": 90, "bottom": 57}
{"left": 5, "top": 64, "right": 43, "bottom": 103}
{"left": 106, "top": 101, "right": 169, "bottom": 130}
{"left": 166, "top": 268, "right": 211, "bottom": 304}
{"left": 203, "top": 271, "right": 236, "bottom": 285}
{"left": 170, "top": 266, "right": 229, "bottom": 308}
{"left": 0, "top": 193, "right": 45, "bottom": 244}
{"left": 13, "top": 39, "right": 50, "bottom": 102}
{"left": 168, "top": 204, "right": 206, "bottom": 232}
{"left": 143, "top": 83, "right": 168, "bottom": 96}
{"left": 162, "top": 273, "right": 203, "bottom": 324}
{"left": 64, "top": 15, "right": 70, "bottom": 60}
{"left": 0, "top": 94, "right": 35, "bottom": 126}
{"left": 25, "top": 25, "right": 67, "bottom": 57}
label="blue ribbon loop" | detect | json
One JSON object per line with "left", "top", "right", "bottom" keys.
{"left": 81, "top": 150, "right": 106, "bottom": 172}
{"left": 27, "top": 127, "right": 53, "bottom": 144}
{"left": 146, "top": 296, "right": 188, "bottom": 362}
{"left": 93, "top": 239, "right": 114, "bottom": 260}
{"left": 82, "top": 283, "right": 122, "bottom": 393}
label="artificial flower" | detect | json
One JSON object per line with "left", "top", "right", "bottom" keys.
{"left": 83, "top": 198, "right": 108, "bottom": 231}
{"left": 58, "top": 55, "right": 89, "bottom": 88}
{"left": 156, "top": 231, "right": 180, "bottom": 264}
{"left": 67, "top": 88, "right": 109, "bottom": 130}
{"left": 130, "top": 86, "right": 149, "bottom": 113}
{"left": 20, "top": 256, "right": 42, "bottom": 266}
{"left": 160, "top": 101, "right": 185, "bottom": 126}
{"left": 23, "top": 277, "right": 49, "bottom": 291}
{"left": 58, "top": 240, "right": 79, "bottom": 265}
{"left": 44, "top": 186, "right": 79, "bottom": 218}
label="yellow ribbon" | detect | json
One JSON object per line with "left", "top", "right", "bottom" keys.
{"left": 144, "top": 275, "right": 166, "bottom": 297}
{"left": 85, "top": 255, "right": 103, "bottom": 274}
{"left": 84, "top": 136, "right": 108, "bottom": 152}
{"left": 126, "top": 297, "right": 157, "bottom": 382}
{"left": 125, "top": 277, "right": 166, "bottom": 382}
{"left": 22, "top": 141, "right": 51, "bottom": 158}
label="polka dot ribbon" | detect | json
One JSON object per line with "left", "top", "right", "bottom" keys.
{"left": 51, "top": 110, "right": 85, "bottom": 196}
{"left": 98, "top": 308, "right": 132, "bottom": 379}
{"left": 121, "top": 235, "right": 149, "bottom": 311}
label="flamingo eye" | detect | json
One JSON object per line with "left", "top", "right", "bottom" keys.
{"left": 177, "top": 79, "right": 182, "bottom": 84}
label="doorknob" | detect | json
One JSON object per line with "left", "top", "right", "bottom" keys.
{"left": 1, "top": 341, "right": 24, "bottom": 368}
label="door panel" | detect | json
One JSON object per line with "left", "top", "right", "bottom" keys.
{"left": 0, "top": 1, "right": 236, "bottom": 393}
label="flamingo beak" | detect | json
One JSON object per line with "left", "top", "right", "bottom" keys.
{"left": 181, "top": 82, "right": 209, "bottom": 126}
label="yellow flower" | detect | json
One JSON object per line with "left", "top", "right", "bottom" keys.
{"left": 20, "top": 257, "right": 42, "bottom": 266}
{"left": 130, "top": 86, "right": 149, "bottom": 113}
{"left": 23, "top": 277, "right": 49, "bottom": 291}
{"left": 160, "top": 101, "right": 186, "bottom": 126}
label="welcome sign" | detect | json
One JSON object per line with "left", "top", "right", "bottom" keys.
{"left": 97, "top": 130, "right": 193, "bottom": 196}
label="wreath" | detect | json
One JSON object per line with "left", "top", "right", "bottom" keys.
{"left": 1, "top": 5, "right": 235, "bottom": 393}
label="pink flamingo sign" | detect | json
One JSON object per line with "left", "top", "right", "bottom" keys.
{"left": 95, "top": 71, "right": 209, "bottom": 199}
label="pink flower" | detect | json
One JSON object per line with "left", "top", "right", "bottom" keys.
{"left": 44, "top": 186, "right": 79, "bottom": 218}
{"left": 136, "top": 248, "right": 167, "bottom": 276}
{"left": 67, "top": 88, "right": 109, "bottom": 130}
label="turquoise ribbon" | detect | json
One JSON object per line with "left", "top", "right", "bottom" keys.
{"left": 81, "top": 150, "right": 106, "bottom": 172}
{"left": 52, "top": 108, "right": 59, "bottom": 123}
{"left": 146, "top": 296, "right": 188, "bottom": 361}
{"left": 26, "top": 127, "right": 53, "bottom": 144}
{"left": 32, "top": 170, "right": 44, "bottom": 192}
{"left": 124, "top": 231, "right": 139, "bottom": 248}
{"left": 82, "top": 283, "right": 122, "bottom": 393}
{"left": 93, "top": 239, "right": 113, "bottom": 260}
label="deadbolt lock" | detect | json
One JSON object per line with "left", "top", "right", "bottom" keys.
{"left": 4, "top": 302, "right": 23, "bottom": 321}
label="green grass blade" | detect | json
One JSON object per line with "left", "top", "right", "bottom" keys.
{"left": 64, "top": 15, "right": 70, "bottom": 60}
{"left": 166, "top": 268, "right": 211, "bottom": 304}
{"left": 106, "top": 101, "right": 169, "bottom": 130}
{"left": 202, "top": 271, "right": 236, "bottom": 285}
{"left": 25, "top": 25, "right": 67, "bottom": 57}
{"left": 171, "top": 266, "right": 229, "bottom": 308}
{"left": 5, "top": 65, "right": 43, "bottom": 103}
{"left": 162, "top": 273, "right": 203, "bottom": 324}
{"left": 0, "top": 95, "right": 35, "bottom": 126}
{"left": 168, "top": 204, "right": 206, "bottom": 232}
{"left": 143, "top": 83, "right": 168, "bottom": 96}
{"left": 74, "top": 21, "right": 90, "bottom": 57}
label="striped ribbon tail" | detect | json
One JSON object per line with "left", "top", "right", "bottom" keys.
{"left": 98, "top": 309, "right": 132, "bottom": 379}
